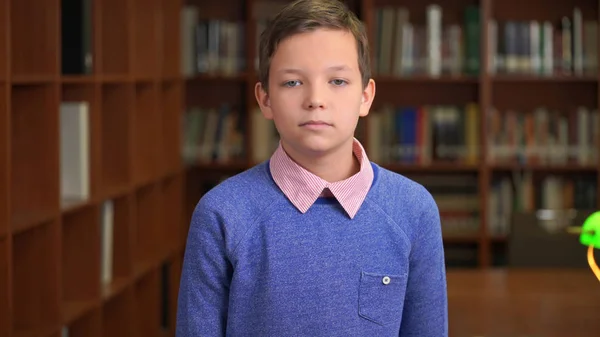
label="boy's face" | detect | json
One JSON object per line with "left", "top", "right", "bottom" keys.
{"left": 255, "top": 28, "right": 375, "bottom": 160}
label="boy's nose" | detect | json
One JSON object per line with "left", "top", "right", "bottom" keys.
{"left": 304, "top": 85, "right": 326, "bottom": 110}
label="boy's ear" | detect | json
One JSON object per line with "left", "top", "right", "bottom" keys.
{"left": 359, "top": 79, "right": 376, "bottom": 117}
{"left": 255, "top": 82, "right": 273, "bottom": 119}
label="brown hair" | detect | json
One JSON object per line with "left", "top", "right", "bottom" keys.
{"left": 257, "top": 0, "right": 371, "bottom": 93}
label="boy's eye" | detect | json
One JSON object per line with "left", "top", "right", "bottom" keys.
{"left": 283, "top": 80, "right": 301, "bottom": 87}
{"left": 331, "top": 79, "right": 347, "bottom": 86}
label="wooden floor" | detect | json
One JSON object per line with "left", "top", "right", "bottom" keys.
{"left": 447, "top": 268, "right": 600, "bottom": 337}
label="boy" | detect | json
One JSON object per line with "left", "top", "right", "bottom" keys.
{"left": 176, "top": 0, "right": 448, "bottom": 336}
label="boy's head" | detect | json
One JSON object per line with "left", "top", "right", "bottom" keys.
{"left": 257, "top": 0, "right": 371, "bottom": 92}
{"left": 255, "top": 0, "right": 376, "bottom": 160}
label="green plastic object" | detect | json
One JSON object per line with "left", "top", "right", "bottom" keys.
{"left": 580, "top": 211, "right": 600, "bottom": 249}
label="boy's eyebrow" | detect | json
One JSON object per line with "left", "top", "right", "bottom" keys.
{"left": 276, "top": 65, "right": 353, "bottom": 74}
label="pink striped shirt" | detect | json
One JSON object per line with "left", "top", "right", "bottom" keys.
{"left": 269, "top": 138, "right": 374, "bottom": 219}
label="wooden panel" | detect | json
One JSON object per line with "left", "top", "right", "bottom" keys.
{"left": 100, "top": 0, "right": 131, "bottom": 75}
{"left": 160, "top": 0, "right": 182, "bottom": 77}
{"left": 160, "top": 81, "right": 183, "bottom": 174}
{"left": 61, "top": 205, "right": 101, "bottom": 318}
{"left": 493, "top": 0, "right": 597, "bottom": 21}
{"left": 0, "top": 0, "right": 7, "bottom": 81}
{"left": 10, "top": 0, "right": 59, "bottom": 77}
{"left": 447, "top": 268, "right": 600, "bottom": 337}
{"left": 133, "top": 83, "right": 161, "bottom": 184}
{"left": 12, "top": 220, "right": 60, "bottom": 335}
{"left": 61, "top": 83, "right": 101, "bottom": 204}
{"left": 492, "top": 82, "right": 598, "bottom": 111}
{"left": 134, "top": 183, "right": 161, "bottom": 268}
{"left": 0, "top": 238, "right": 8, "bottom": 337}
{"left": 372, "top": 81, "right": 479, "bottom": 108}
{"left": 185, "top": 79, "right": 245, "bottom": 108}
{"left": 0, "top": 84, "right": 7, "bottom": 236}
{"left": 101, "top": 83, "right": 133, "bottom": 195}
{"left": 102, "top": 288, "right": 136, "bottom": 337}
{"left": 373, "top": 0, "right": 479, "bottom": 25}
{"left": 186, "top": 0, "right": 246, "bottom": 21}
{"left": 133, "top": 0, "right": 159, "bottom": 78}
{"left": 168, "top": 253, "right": 184, "bottom": 335}
{"left": 10, "top": 84, "right": 59, "bottom": 231}
{"left": 134, "top": 270, "right": 161, "bottom": 337}
{"left": 64, "top": 308, "right": 101, "bottom": 337}
{"left": 161, "top": 175, "right": 183, "bottom": 253}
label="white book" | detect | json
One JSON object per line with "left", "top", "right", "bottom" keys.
{"left": 180, "top": 6, "right": 199, "bottom": 76}
{"left": 573, "top": 8, "right": 583, "bottom": 75}
{"left": 426, "top": 4, "right": 442, "bottom": 77}
{"left": 101, "top": 200, "right": 114, "bottom": 285}
{"left": 60, "top": 101, "right": 90, "bottom": 201}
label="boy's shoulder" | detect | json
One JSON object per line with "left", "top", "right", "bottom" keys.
{"left": 199, "top": 161, "right": 273, "bottom": 203}
{"left": 371, "top": 163, "right": 435, "bottom": 205}
{"left": 192, "top": 161, "right": 282, "bottom": 220}
{"left": 368, "top": 163, "right": 438, "bottom": 221}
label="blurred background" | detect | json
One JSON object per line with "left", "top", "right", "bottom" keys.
{"left": 1, "top": 0, "right": 599, "bottom": 336}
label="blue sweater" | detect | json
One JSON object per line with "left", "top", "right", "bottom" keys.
{"left": 176, "top": 161, "right": 448, "bottom": 336}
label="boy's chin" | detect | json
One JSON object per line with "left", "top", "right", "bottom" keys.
{"left": 286, "top": 137, "right": 349, "bottom": 157}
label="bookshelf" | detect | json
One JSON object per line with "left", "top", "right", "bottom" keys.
{"left": 181, "top": 0, "right": 600, "bottom": 269}
{"left": 2, "top": 0, "right": 186, "bottom": 336}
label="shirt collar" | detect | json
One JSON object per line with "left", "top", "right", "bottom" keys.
{"left": 269, "top": 138, "right": 374, "bottom": 219}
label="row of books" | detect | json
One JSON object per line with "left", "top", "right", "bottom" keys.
{"left": 372, "top": 5, "right": 480, "bottom": 77}
{"left": 183, "top": 104, "right": 599, "bottom": 168}
{"left": 488, "top": 8, "right": 598, "bottom": 76}
{"left": 182, "top": 105, "right": 246, "bottom": 164}
{"left": 489, "top": 174, "right": 597, "bottom": 237}
{"left": 181, "top": 7, "right": 246, "bottom": 77}
{"left": 487, "top": 106, "right": 599, "bottom": 166}
{"left": 366, "top": 103, "right": 480, "bottom": 165}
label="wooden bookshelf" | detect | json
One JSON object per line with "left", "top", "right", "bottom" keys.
{"left": 2, "top": 0, "right": 185, "bottom": 336}
{"left": 181, "top": 0, "right": 600, "bottom": 270}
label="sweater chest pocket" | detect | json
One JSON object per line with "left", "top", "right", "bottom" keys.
{"left": 358, "top": 271, "right": 408, "bottom": 326}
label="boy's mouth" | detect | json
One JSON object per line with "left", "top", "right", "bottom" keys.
{"left": 300, "top": 120, "right": 332, "bottom": 127}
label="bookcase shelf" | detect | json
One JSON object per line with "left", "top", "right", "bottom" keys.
{"left": 3, "top": 0, "right": 186, "bottom": 336}
{"left": 133, "top": 269, "right": 161, "bottom": 337}
{"left": 12, "top": 220, "right": 60, "bottom": 336}
{"left": 161, "top": 174, "right": 184, "bottom": 253}
{"left": 100, "top": 83, "right": 133, "bottom": 195}
{"left": 0, "top": 237, "right": 8, "bottom": 337}
{"left": 132, "top": 0, "right": 159, "bottom": 79}
{"left": 100, "top": 194, "right": 133, "bottom": 301}
{"left": 134, "top": 183, "right": 162, "bottom": 273}
{"left": 160, "top": 81, "right": 183, "bottom": 175}
{"left": 101, "top": 288, "right": 136, "bottom": 337}
{"left": 100, "top": 0, "right": 131, "bottom": 76}
{"left": 0, "top": 0, "right": 6, "bottom": 82}
{"left": 61, "top": 205, "right": 100, "bottom": 324}
{"left": 63, "top": 308, "right": 102, "bottom": 337}
{"left": 133, "top": 83, "right": 161, "bottom": 184}
{"left": 60, "top": 82, "right": 100, "bottom": 204}
{"left": 10, "top": 0, "right": 59, "bottom": 78}
{"left": 159, "top": 0, "right": 182, "bottom": 78}
{"left": 0, "top": 84, "right": 7, "bottom": 237}
{"left": 10, "top": 84, "right": 59, "bottom": 233}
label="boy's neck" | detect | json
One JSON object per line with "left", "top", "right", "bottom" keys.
{"left": 280, "top": 139, "right": 360, "bottom": 183}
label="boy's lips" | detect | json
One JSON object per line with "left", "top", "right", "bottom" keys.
{"left": 300, "top": 120, "right": 332, "bottom": 127}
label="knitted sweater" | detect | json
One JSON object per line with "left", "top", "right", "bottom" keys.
{"left": 176, "top": 161, "right": 448, "bottom": 336}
